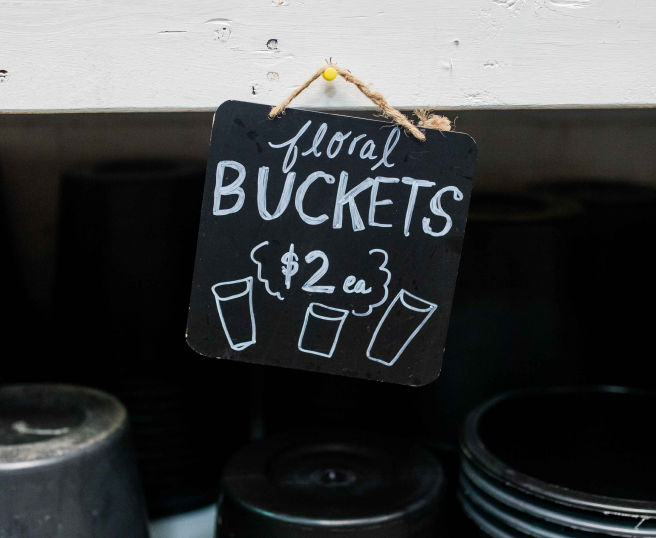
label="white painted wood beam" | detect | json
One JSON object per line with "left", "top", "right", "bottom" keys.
{"left": 2, "top": 0, "right": 655, "bottom": 112}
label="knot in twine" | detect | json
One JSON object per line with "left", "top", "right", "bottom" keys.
{"left": 269, "top": 62, "right": 451, "bottom": 142}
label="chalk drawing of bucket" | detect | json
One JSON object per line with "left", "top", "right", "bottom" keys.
{"left": 211, "top": 276, "right": 256, "bottom": 351}
{"left": 298, "top": 303, "right": 349, "bottom": 358}
{"left": 366, "top": 290, "right": 437, "bottom": 366}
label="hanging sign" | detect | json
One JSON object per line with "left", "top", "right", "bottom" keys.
{"left": 187, "top": 100, "right": 476, "bottom": 385}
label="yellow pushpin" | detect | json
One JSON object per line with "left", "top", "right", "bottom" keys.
{"left": 322, "top": 67, "right": 338, "bottom": 81}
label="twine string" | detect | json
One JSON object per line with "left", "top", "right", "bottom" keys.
{"left": 269, "top": 65, "right": 326, "bottom": 121}
{"left": 269, "top": 62, "right": 451, "bottom": 142}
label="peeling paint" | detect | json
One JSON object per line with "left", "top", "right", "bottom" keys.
{"left": 492, "top": 0, "right": 526, "bottom": 11}
{"left": 484, "top": 60, "right": 499, "bottom": 68}
{"left": 462, "top": 89, "right": 498, "bottom": 106}
{"left": 267, "top": 72, "right": 279, "bottom": 81}
{"left": 493, "top": 0, "right": 518, "bottom": 7}
{"left": 250, "top": 82, "right": 267, "bottom": 97}
{"left": 266, "top": 39, "right": 278, "bottom": 50}
{"left": 549, "top": 0, "right": 591, "bottom": 7}
{"left": 272, "top": 0, "right": 289, "bottom": 5}
{"left": 216, "top": 27, "right": 231, "bottom": 42}
{"left": 0, "top": 70, "right": 8, "bottom": 83}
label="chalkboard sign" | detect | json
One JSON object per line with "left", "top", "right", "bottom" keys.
{"left": 187, "top": 101, "right": 476, "bottom": 385}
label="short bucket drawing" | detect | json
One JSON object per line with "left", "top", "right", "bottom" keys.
{"left": 211, "top": 277, "right": 256, "bottom": 351}
{"left": 298, "top": 303, "right": 349, "bottom": 358}
{"left": 367, "top": 290, "right": 437, "bottom": 366}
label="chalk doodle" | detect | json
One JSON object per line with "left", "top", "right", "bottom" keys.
{"left": 211, "top": 277, "right": 257, "bottom": 351}
{"left": 298, "top": 303, "right": 349, "bottom": 358}
{"left": 366, "top": 290, "right": 437, "bottom": 366}
{"left": 352, "top": 249, "right": 391, "bottom": 317}
{"left": 250, "top": 242, "right": 284, "bottom": 300}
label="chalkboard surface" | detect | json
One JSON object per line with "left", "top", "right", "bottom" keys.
{"left": 187, "top": 101, "right": 476, "bottom": 385}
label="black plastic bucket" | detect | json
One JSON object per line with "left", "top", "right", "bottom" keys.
{"left": 530, "top": 180, "right": 656, "bottom": 388}
{"left": 217, "top": 431, "right": 446, "bottom": 537}
{"left": 0, "top": 384, "right": 149, "bottom": 538}
{"left": 414, "top": 191, "right": 585, "bottom": 449}
{"left": 459, "top": 387, "right": 656, "bottom": 537}
{"left": 0, "top": 162, "right": 33, "bottom": 382}
{"left": 52, "top": 160, "right": 251, "bottom": 517}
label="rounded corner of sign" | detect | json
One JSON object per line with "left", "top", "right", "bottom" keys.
{"left": 215, "top": 100, "right": 239, "bottom": 117}
{"left": 415, "top": 366, "right": 443, "bottom": 387}
{"left": 467, "top": 135, "right": 478, "bottom": 154}
{"left": 185, "top": 335, "right": 210, "bottom": 358}
{"left": 216, "top": 99, "right": 234, "bottom": 110}
{"left": 462, "top": 133, "right": 478, "bottom": 156}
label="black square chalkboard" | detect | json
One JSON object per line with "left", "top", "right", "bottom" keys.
{"left": 187, "top": 101, "right": 476, "bottom": 385}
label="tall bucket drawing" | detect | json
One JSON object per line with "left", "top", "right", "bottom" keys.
{"left": 211, "top": 277, "right": 256, "bottom": 351}
{"left": 367, "top": 290, "right": 437, "bottom": 367}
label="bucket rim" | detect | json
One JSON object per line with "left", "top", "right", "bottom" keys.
{"left": 459, "top": 385, "right": 656, "bottom": 516}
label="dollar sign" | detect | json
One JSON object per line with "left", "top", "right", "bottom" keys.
{"left": 281, "top": 243, "right": 299, "bottom": 289}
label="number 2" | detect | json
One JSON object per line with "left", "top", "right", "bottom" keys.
{"left": 302, "top": 250, "right": 335, "bottom": 293}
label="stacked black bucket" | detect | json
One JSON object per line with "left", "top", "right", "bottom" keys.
{"left": 42, "top": 160, "right": 656, "bottom": 531}
{"left": 217, "top": 431, "right": 446, "bottom": 538}
{"left": 52, "top": 160, "right": 250, "bottom": 518}
{"left": 0, "top": 384, "right": 150, "bottom": 538}
{"left": 458, "top": 387, "right": 656, "bottom": 538}
{"left": 0, "top": 162, "right": 32, "bottom": 383}
{"left": 530, "top": 180, "right": 656, "bottom": 388}
{"left": 414, "top": 191, "right": 586, "bottom": 451}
